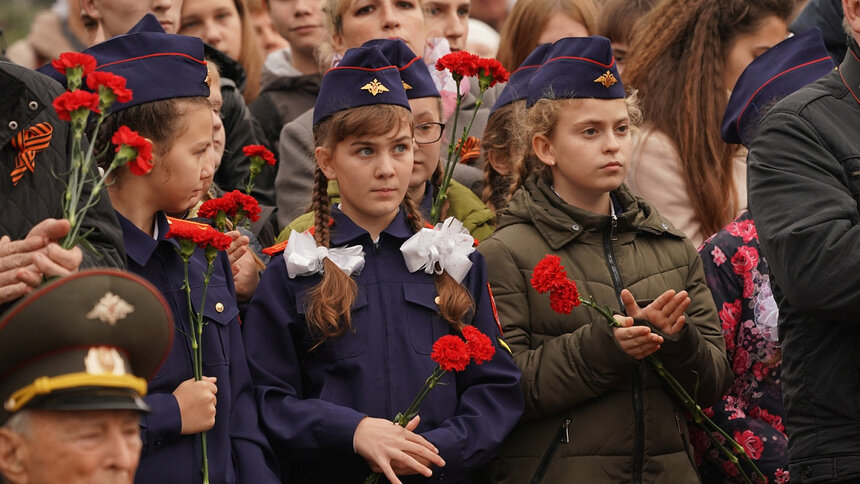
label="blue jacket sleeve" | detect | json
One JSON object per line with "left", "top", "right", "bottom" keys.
{"left": 420, "top": 253, "right": 524, "bottom": 479}
{"left": 243, "top": 256, "right": 368, "bottom": 454}
{"left": 140, "top": 392, "right": 182, "bottom": 456}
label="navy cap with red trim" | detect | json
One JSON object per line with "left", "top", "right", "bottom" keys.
{"left": 361, "top": 39, "right": 440, "bottom": 99}
{"left": 39, "top": 14, "right": 209, "bottom": 114}
{"left": 491, "top": 43, "right": 551, "bottom": 114}
{"left": 313, "top": 45, "right": 411, "bottom": 126}
{"left": 526, "top": 36, "right": 625, "bottom": 107}
{"left": 722, "top": 28, "right": 834, "bottom": 147}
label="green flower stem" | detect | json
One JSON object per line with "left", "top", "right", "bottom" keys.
{"left": 61, "top": 110, "right": 107, "bottom": 250}
{"left": 430, "top": 92, "right": 462, "bottom": 224}
{"left": 364, "top": 366, "right": 449, "bottom": 484}
{"left": 578, "top": 297, "right": 764, "bottom": 483}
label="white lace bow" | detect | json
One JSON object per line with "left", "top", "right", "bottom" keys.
{"left": 283, "top": 230, "right": 365, "bottom": 278}
{"left": 400, "top": 217, "right": 475, "bottom": 283}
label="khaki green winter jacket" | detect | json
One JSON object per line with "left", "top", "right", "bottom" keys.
{"left": 477, "top": 175, "right": 732, "bottom": 483}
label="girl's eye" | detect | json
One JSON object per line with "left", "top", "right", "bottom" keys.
{"left": 425, "top": 6, "right": 440, "bottom": 15}
{"left": 583, "top": 128, "right": 597, "bottom": 136}
{"left": 616, "top": 125, "right": 629, "bottom": 134}
{"left": 355, "top": 4, "right": 374, "bottom": 14}
{"left": 457, "top": 7, "right": 469, "bottom": 16}
{"left": 397, "top": 1, "right": 416, "bottom": 9}
{"left": 393, "top": 144, "right": 408, "bottom": 153}
{"left": 359, "top": 147, "right": 374, "bottom": 156}
{"left": 180, "top": 20, "right": 200, "bottom": 30}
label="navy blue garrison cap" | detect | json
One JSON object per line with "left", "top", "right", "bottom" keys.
{"left": 313, "top": 45, "right": 411, "bottom": 126}
{"left": 491, "top": 43, "right": 551, "bottom": 114}
{"left": 527, "top": 36, "right": 625, "bottom": 107}
{"left": 40, "top": 14, "right": 209, "bottom": 114}
{"left": 362, "top": 39, "right": 440, "bottom": 99}
{"left": 721, "top": 28, "right": 834, "bottom": 147}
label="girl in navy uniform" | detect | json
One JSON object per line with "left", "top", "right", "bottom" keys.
{"left": 43, "top": 15, "right": 280, "bottom": 484}
{"left": 243, "top": 43, "right": 523, "bottom": 483}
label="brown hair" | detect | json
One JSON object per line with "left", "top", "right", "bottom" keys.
{"left": 597, "top": 0, "right": 659, "bottom": 45}
{"left": 307, "top": 104, "right": 474, "bottom": 344}
{"left": 623, "top": 0, "right": 794, "bottom": 238}
{"left": 515, "top": 93, "right": 643, "bottom": 193}
{"left": 480, "top": 100, "right": 526, "bottom": 215}
{"left": 496, "top": 0, "right": 599, "bottom": 73}
{"left": 234, "top": 0, "right": 264, "bottom": 103}
{"left": 93, "top": 97, "right": 211, "bottom": 171}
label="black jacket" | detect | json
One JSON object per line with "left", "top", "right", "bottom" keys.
{"left": 747, "top": 39, "right": 860, "bottom": 482}
{"left": 250, "top": 72, "right": 321, "bottom": 150}
{"left": 0, "top": 62, "right": 125, "bottom": 309}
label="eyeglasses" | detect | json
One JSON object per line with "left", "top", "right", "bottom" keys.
{"left": 414, "top": 122, "right": 445, "bottom": 144}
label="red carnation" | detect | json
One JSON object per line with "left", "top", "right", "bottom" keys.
{"left": 111, "top": 126, "right": 153, "bottom": 176}
{"left": 549, "top": 279, "right": 581, "bottom": 314}
{"left": 436, "top": 51, "right": 481, "bottom": 79}
{"left": 461, "top": 326, "right": 495, "bottom": 364}
{"left": 51, "top": 52, "right": 97, "bottom": 77}
{"left": 87, "top": 71, "right": 133, "bottom": 104}
{"left": 243, "top": 144, "right": 276, "bottom": 166}
{"left": 167, "top": 222, "right": 232, "bottom": 251}
{"left": 531, "top": 254, "right": 567, "bottom": 293}
{"left": 53, "top": 90, "right": 100, "bottom": 121}
{"left": 431, "top": 335, "right": 471, "bottom": 372}
{"left": 474, "top": 57, "right": 509, "bottom": 88}
{"left": 228, "top": 190, "right": 262, "bottom": 222}
{"left": 198, "top": 197, "right": 234, "bottom": 220}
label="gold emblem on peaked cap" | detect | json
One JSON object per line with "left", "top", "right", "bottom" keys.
{"left": 86, "top": 292, "right": 134, "bottom": 326}
{"left": 204, "top": 71, "right": 212, "bottom": 87}
{"left": 361, "top": 79, "right": 390, "bottom": 96}
{"left": 594, "top": 70, "right": 618, "bottom": 88}
{"left": 402, "top": 81, "right": 412, "bottom": 91}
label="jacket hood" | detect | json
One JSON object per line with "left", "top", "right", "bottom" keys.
{"left": 496, "top": 174, "right": 683, "bottom": 250}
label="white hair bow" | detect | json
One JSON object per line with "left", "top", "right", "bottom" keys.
{"left": 283, "top": 230, "right": 365, "bottom": 278}
{"left": 400, "top": 217, "right": 475, "bottom": 283}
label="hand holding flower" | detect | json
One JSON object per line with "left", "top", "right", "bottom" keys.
{"left": 355, "top": 416, "right": 444, "bottom": 484}
{"left": 613, "top": 315, "right": 663, "bottom": 360}
{"left": 621, "top": 288, "right": 690, "bottom": 336}
{"left": 174, "top": 376, "right": 218, "bottom": 435}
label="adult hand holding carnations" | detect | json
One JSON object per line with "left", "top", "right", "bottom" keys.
{"left": 354, "top": 415, "right": 445, "bottom": 484}
{"left": 0, "top": 219, "right": 82, "bottom": 304}
{"left": 175, "top": 376, "right": 218, "bottom": 435}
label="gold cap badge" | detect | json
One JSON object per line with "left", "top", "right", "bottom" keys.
{"left": 361, "top": 79, "right": 390, "bottom": 96}
{"left": 594, "top": 70, "right": 618, "bottom": 88}
{"left": 402, "top": 81, "right": 413, "bottom": 91}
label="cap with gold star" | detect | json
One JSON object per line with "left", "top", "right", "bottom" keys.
{"left": 361, "top": 39, "right": 440, "bottom": 99}
{"left": 0, "top": 269, "right": 174, "bottom": 423}
{"left": 313, "top": 44, "right": 411, "bottom": 126}
{"left": 526, "top": 36, "right": 625, "bottom": 107}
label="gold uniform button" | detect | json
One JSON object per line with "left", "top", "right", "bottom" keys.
{"left": 215, "top": 302, "right": 224, "bottom": 313}
{"left": 434, "top": 296, "right": 440, "bottom": 305}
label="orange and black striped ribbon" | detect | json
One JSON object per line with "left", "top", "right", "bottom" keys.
{"left": 456, "top": 135, "right": 481, "bottom": 164}
{"left": 10, "top": 122, "right": 53, "bottom": 186}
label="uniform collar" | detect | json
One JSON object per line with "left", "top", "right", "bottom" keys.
{"left": 117, "top": 211, "right": 175, "bottom": 266}
{"left": 838, "top": 38, "right": 860, "bottom": 106}
{"left": 329, "top": 204, "right": 415, "bottom": 246}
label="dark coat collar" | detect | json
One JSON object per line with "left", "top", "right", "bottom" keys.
{"left": 118, "top": 211, "right": 176, "bottom": 266}
{"left": 329, "top": 204, "right": 416, "bottom": 246}
{"left": 839, "top": 37, "right": 860, "bottom": 105}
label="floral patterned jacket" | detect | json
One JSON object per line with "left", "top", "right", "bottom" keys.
{"left": 693, "top": 211, "right": 788, "bottom": 483}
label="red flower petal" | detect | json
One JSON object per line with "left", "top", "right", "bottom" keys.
{"left": 461, "top": 325, "right": 495, "bottom": 364}
{"left": 51, "top": 52, "right": 97, "bottom": 76}
{"left": 111, "top": 125, "right": 153, "bottom": 176}
{"left": 243, "top": 144, "right": 276, "bottom": 165}
{"left": 52, "top": 90, "right": 100, "bottom": 121}
{"left": 86, "top": 71, "right": 133, "bottom": 103}
{"left": 431, "top": 335, "right": 471, "bottom": 372}
{"left": 531, "top": 254, "right": 567, "bottom": 293}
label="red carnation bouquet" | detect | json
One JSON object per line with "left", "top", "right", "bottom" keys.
{"left": 198, "top": 190, "right": 262, "bottom": 231}
{"left": 49, "top": 52, "right": 153, "bottom": 252}
{"left": 430, "top": 52, "right": 509, "bottom": 224}
{"left": 531, "top": 255, "right": 764, "bottom": 483}
{"left": 241, "top": 144, "right": 276, "bottom": 196}
{"left": 364, "top": 326, "right": 496, "bottom": 484}
{"left": 166, "top": 219, "right": 233, "bottom": 484}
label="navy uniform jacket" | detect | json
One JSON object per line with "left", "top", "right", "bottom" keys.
{"left": 119, "top": 212, "right": 279, "bottom": 483}
{"left": 243, "top": 206, "right": 524, "bottom": 482}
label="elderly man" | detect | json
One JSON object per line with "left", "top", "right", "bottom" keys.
{"left": 0, "top": 269, "right": 173, "bottom": 484}
{"left": 747, "top": 0, "right": 860, "bottom": 481}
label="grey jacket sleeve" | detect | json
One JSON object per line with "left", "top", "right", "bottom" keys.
{"left": 275, "top": 109, "right": 316, "bottom": 229}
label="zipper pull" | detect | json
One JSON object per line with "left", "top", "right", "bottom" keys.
{"left": 561, "top": 418, "right": 571, "bottom": 443}
{"left": 610, "top": 214, "right": 618, "bottom": 241}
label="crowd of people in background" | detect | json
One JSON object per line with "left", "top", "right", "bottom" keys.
{"left": 2, "top": 0, "right": 860, "bottom": 482}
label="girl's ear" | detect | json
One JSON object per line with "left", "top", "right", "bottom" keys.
{"left": 532, "top": 133, "right": 556, "bottom": 168}
{"left": 486, "top": 149, "right": 510, "bottom": 176}
{"left": 315, "top": 146, "right": 337, "bottom": 180}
